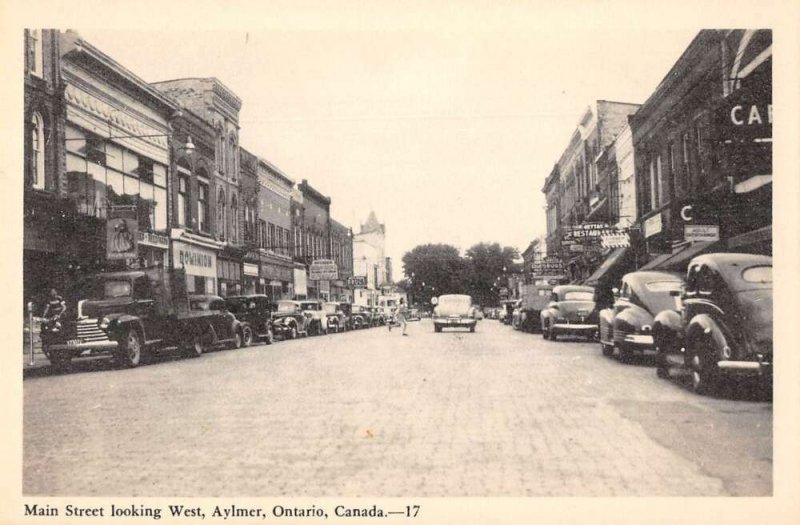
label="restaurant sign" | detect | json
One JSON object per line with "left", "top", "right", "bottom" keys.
{"left": 564, "top": 223, "right": 617, "bottom": 240}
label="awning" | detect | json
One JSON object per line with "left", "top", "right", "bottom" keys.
{"left": 640, "top": 241, "right": 718, "bottom": 272}
{"left": 584, "top": 247, "right": 631, "bottom": 286}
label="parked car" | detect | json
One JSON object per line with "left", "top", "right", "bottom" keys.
{"left": 653, "top": 253, "right": 772, "bottom": 394}
{"left": 350, "top": 305, "right": 373, "bottom": 328}
{"left": 432, "top": 294, "right": 477, "bottom": 333}
{"left": 323, "top": 302, "right": 349, "bottom": 333}
{"left": 39, "top": 268, "right": 229, "bottom": 369}
{"left": 406, "top": 308, "right": 421, "bottom": 321}
{"left": 188, "top": 295, "right": 247, "bottom": 350}
{"left": 224, "top": 294, "right": 275, "bottom": 346}
{"left": 299, "top": 300, "right": 328, "bottom": 336}
{"left": 369, "top": 306, "right": 386, "bottom": 326}
{"left": 271, "top": 300, "right": 309, "bottom": 339}
{"left": 598, "top": 271, "right": 684, "bottom": 361}
{"left": 539, "top": 285, "right": 598, "bottom": 341}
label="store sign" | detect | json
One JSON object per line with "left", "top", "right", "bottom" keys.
{"left": 137, "top": 231, "right": 169, "bottom": 248}
{"left": 684, "top": 225, "right": 720, "bottom": 243}
{"left": 106, "top": 207, "right": 138, "bottom": 260}
{"left": 173, "top": 241, "right": 217, "bottom": 278}
{"left": 348, "top": 276, "right": 367, "bottom": 288}
{"left": 601, "top": 232, "right": 630, "bottom": 248}
{"left": 564, "top": 223, "right": 616, "bottom": 240}
{"left": 243, "top": 263, "right": 259, "bottom": 277}
{"left": 531, "top": 257, "right": 566, "bottom": 275}
{"left": 309, "top": 259, "right": 338, "bottom": 280}
{"left": 644, "top": 213, "right": 663, "bottom": 238}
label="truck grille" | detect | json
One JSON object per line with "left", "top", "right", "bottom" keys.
{"left": 76, "top": 319, "right": 110, "bottom": 343}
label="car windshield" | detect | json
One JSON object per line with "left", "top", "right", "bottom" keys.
{"left": 225, "top": 299, "right": 248, "bottom": 313}
{"left": 562, "top": 291, "right": 593, "bottom": 302}
{"left": 276, "top": 301, "right": 296, "bottom": 312}
{"left": 742, "top": 265, "right": 772, "bottom": 284}
{"left": 301, "top": 302, "right": 320, "bottom": 311}
{"left": 83, "top": 279, "right": 132, "bottom": 300}
{"left": 645, "top": 281, "right": 683, "bottom": 293}
{"left": 438, "top": 295, "right": 472, "bottom": 307}
{"left": 189, "top": 300, "right": 209, "bottom": 311}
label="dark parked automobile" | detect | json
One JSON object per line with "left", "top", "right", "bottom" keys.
{"left": 350, "top": 305, "right": 373, "bottom": 329}
{"left": 188, "top": 295, "right": 247, "bottom": 350}
{"left": 323, "top": 302, "right": 349, "bottom": 333}
{"left": 224, "top": 294, "right": 275, "bottom": 346}
{"left": 598, "top": 271, "right": 683, "bottom": 361}
{"left": 539, "top": 285, "right": 598, "bottom": 341}
{"left": 271, "top": 300, "right": 309, "bottom": 339}
{"left": 653, "top": 253, "right": 772, "bottom": 394}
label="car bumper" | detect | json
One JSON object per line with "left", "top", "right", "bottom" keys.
{"left": 717, "top": 360, "right": 772, "bottom": 375}
{"left": 552, "top": 323, "right": 597, "bottom": 334}
{"left": 434, "top": 318, "right": 476, "bottom": 326}
{"left": 623, "top": 334, "right": 654, "bottom": 346}
{"left": 46, "top": 340, "right": 119, "bottom": 353}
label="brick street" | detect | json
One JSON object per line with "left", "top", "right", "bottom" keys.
{"left": 23, "top": 319, "right": 772, "bottom": 497}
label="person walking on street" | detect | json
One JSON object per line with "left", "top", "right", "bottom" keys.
{"left": 396, "top": 298, "right": 408, "bottom": 336}
{"left": 42, "top": 288, "right": 66, "bottom": 321}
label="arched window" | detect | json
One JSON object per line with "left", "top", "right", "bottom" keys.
{"left": 230, "top": 194, "right": 239, "bottom": 243}
{"left": 31, "top": 112, "right": 45, "bottom": 189}
{"left": 217, "top": 189, "right": 226, "bottom": 240}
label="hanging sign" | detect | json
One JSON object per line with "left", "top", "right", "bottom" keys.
{"left": 106, "top": 206, "right": 138, "bottom": 260}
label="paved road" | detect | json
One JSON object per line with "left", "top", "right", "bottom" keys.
{"left": 23, "top": 319, "right": 772, "bottom": 496}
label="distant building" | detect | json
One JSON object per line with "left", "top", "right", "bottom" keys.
{"left": 352, "top": 211, "right": 388, "bottom": 305}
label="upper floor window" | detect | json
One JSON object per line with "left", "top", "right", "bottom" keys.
{"left": 217, "top": 189, "right": 227, "bottom": 240}
{"left": 28, "top": 29, "right": 43, "bottom": 77}
{"left": 230, "top": 194, "right": 239, "bottom": 243}
{"left": 31, "top": 112, "right": 45, "bottom": 189}
{"left": 198, "top": 181, "right": 209, "bottom": 233}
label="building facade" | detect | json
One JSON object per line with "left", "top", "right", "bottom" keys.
{"left": 352, "top": 211, "right": 388, "bottom": 305}
{"left": 239, "top": 147, "right": 261, "bottom": 295}
{"left": 294, "top": 180, "right": 332, "bottom": 300}
{"left": 330, "top": 219, "right": 354, "bottom": 302}
{"left": 632, "top": 29, "right": 772, "bottom": 271}
{"left": 257, "top": 156, "right": 295, "bottom": 299}
{"left": 152, "top": 77, "right": 244, "bottom": 296}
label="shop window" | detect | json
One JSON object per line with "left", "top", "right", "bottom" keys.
{"left": 28, "top": 29, "right": 43, "bottom": 77}
{"left": 198, "top": 182, "right": 209, "bottom": 233}
{"left": 30, "top": 112, "right": 45, "bottom": 189}
{"left": 138, "top": 157, "right": 154, "bottom": 184}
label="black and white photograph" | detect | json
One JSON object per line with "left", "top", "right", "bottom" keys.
{"left": 4, "top": 1, "right": 800, "bottom": 524}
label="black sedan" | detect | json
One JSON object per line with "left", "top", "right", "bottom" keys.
{"left": 653, "top": 253, "right": 772, "bottom": 394}
{"left": 598, "top": 271, "right": 683, "bottom": 361}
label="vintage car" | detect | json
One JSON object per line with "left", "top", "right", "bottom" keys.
{"left": 369, "top": 306, "right": 386, "bottom": 326}
{"left": 350, "top": 305, "right": 373, "bottom": 329}
{"left": 406, "top": 308, "right": 421, "bottom": 322}
{"left": 299, "top": 300, "right": 329, "bottom": 336}
{"left": 500, "top": 300, "right": 516, "bottom": 325}
{"left": 432, "top": 294, "right": 477, "bottom": 333}
{"left": 187, "top": 295, "right": 247, "bottom": 350}
{"left": 653, "top": 253, "right": 772, "bottom": 394}
{"left": 224, "top": 294, "right": 275, "bottom": 346}
{"left": 539, "top": 285, "right": 598, "bottom": 341}
{"left": 598, "top": 271, "right": 684, "bottom": 361}
{"left": 271, "top": 300, "right": 309, "bottom": 339}
{"left": 323, "top": 302, "right": 349, "bottom": 333}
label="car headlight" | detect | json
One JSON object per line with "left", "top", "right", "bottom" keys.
{"left": 98, "top": 317, "right": 110, "bottom": 330}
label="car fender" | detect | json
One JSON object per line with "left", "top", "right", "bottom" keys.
{"left": 653, "top": 310, "right": 682, "bottom": 353}
{"left": 598, "top": 308, "right": 614, "bottom": 338}
{"left": 686, "top": 314, "right": 733, "bottom": 361}
{"left": 108, "top": 315, "right": 147, "bottom": 342}
{"left": 614, "top": 305, "right": 653, "bottom": 333}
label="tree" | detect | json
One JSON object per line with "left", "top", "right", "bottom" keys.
{"left": 401, "top": 244, "right": 468, "bottom": 307}
{"left": 464, "top": 243, "right": 520, "bottom": 306}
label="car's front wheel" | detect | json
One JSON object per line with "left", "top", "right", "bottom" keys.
{"left": 116, "top": 328, "right": 143, "bottom": 368}
{"left": 688, "top": 344, "right": 718, "bottom": 395}
{"left": 601, "top": 341, "right": 614, "bottom": 357}
{"left": 242, "top": 325, "right": 253, "bottom": 347}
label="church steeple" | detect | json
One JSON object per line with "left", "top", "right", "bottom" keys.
{"left": 360, "top": 211, "right": 384, "bottom": 235}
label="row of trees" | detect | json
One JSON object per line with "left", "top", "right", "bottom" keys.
{"left": 397, "top": 242, "right": 521, "bottom": 308}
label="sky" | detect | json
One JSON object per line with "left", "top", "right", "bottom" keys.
{"left": 77, "top": 14, "right": 698, "bottom": 277}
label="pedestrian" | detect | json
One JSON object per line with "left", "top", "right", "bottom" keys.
{"left": 395, "top": 298, "right": 408, "bottom": 336}
{"left": 42, "top": 288, "right": 66, "bottom": 321}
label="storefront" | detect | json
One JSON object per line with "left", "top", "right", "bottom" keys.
{"left": 137, "top": 231, "right": 169, "bottom": 268}
{"left": 243, "top": 260, "right": 259, "bottom": 295}
{"left": 293, "top": 266, "right": 308, "bottom": 300}
{"left": 259, "top": 253, "right": 295, "bottom": 300}
{"left": 171, "top": 230, "right": 221, "bottom": 295}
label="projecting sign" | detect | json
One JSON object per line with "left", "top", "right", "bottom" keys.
{"left": 309, "top": 259, "right": 339, "bottom": 280}
{"left": 531, "top": 258, "right": 566, "bottom": 275}
{"left": 601, "top": 232, "right": 630, "bottom": 248}
{"left": 348, "top": 276, "right": 367, "bottom": 288}
{"left": 106, "top": 206, "right": 138, "bottom": 261}
{"left": 684, "top": 225, "right": 720, "bottom": 243}
{"left": 644, "top": 213, "right": 663, "bottom": 238}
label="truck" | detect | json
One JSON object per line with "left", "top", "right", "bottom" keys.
{"left": 517, "top": 275, "right": 568, "bottom": 333}
{"left": 40, "top": 267, "right": 234, "bottom": 370}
